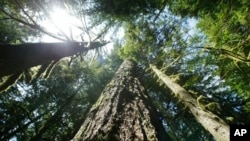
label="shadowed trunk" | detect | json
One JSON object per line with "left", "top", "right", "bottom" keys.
{"left": 72, "top": 59, "right": 171, "bottom": 141}
{"left": 0, "top": 42, "right": 103, "bottom": 78}
{"left": 150, "top": 64, "right": 229, "bottom": 141}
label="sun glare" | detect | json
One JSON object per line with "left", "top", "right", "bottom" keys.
{"left": 40, "top": 6, "right": 124, "bottom": 54}
{"left": 42, "top": 7, "right": 82, "bottom": 42}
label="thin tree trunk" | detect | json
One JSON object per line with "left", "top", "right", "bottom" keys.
{"left": 30, "top": 92, "right": 76, "bottom": 141}
{"left": 72, "top": 59, "right": 171, "bottom": 141}
{"left": 29, "top": 80, "right": 86, "bottom": 141}
{"left": 150, "top": 64, "right": 229, "bottom": 141}
{"left": 0, "top": 42, "right": 104, "bottom": 78}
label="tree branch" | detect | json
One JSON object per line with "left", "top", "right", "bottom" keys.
{"left": 0, "top": 7, "right": 67, "bottom": 41}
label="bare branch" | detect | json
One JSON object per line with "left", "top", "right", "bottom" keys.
{"left": 35, "top": 1, "right": 71, "bottom": 41}
{"left": 14, "top": 0, "right": 37, "bottom": 25}
{"left": 0, "top": 8, "right": 67, "bottom": 41}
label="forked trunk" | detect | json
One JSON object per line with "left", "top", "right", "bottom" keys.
{"left": 72, "top": 59, "right": 171, "bottom": 141}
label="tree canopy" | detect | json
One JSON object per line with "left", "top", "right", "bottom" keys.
{"left": 1, "top": 0, "right": 250, "bottom": 140}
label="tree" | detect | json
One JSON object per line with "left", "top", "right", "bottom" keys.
{"left": 0, "top": 41, "right": 107, "bottom": 92}
{"left": 150, "top": 64, "right": 229, "bottom": 141}
{"left": 161, "top": 0, "right": 250, "bottom": 110}
{"left": 116, "top": 8, "right": 215, "bottom": 140}
{"left": 87, "top": 0, "right": 164, "bottom": 21}
{"left": 1, "top": 0, "right": 249, "bottom": 140}
{"left": 0, "top": 61, "right": 89, "bottom": 140}
{"left": 0, "top": 0, "right": 83, "bottom": 42}
{"left": 88, "top": 0, "right": 250, "bottom": 113}
{"left": 72, "top": 59, "right": 171, "bottom": 141}
{"left": 0, "top": 0, "right": 113, "bottom": 93}
{"left": 0, "top": 56, "right": 117, "bottom": 140}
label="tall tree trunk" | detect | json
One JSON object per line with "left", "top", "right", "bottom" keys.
{"left": 72, "top": 59, "right": 171, "bottom": 141}
{"left": 0, "top": 42, "right": 105, "bottom": 92}
{"left": 0, "top": 42, "right": 104, "bottom": 78}
{"left": 150, "top": 64, "right": 229, "bottom": 141}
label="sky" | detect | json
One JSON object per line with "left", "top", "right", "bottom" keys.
{"left": 39, "top": 7, "right": 124, "bottom": 54}
{"left": 38, "top": 6, "right": 197, "bottom": 56}
{"left": 41, "top": 7, "right": 83, "bottom": 42}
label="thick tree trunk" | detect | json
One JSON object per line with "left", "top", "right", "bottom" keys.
{"left": 0, "top": 42, "right": 103, "bottom": 78}
{"left": 150, "top": 64, "right": 229, "bottom": 141}
{"left": 72, "top": 59, "right": 171, "bottom": 141}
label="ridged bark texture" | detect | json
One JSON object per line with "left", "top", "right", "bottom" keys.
{"left": 150, "top": 64, "right": 229, "bottom": 141}
{"left": 72, "top": 59, "right": 170, "bottom": 141}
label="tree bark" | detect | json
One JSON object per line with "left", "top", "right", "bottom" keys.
{"left": 0, "top": 42, "right": 104, "bottom": 78}
{"left": 72, "top": 59, "right": 171, "bottom": 141}
{"left": 150, "top": 64, "right": 229, "bottom": 141}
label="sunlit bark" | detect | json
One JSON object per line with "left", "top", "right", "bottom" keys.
{"left": 150, "top": 64, "right": 229, "bottom": 141}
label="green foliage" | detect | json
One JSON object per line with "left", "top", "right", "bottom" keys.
{"left": 119, "top": 8, "right": 189, "bottom": 66}
{"left": 166, "top": 0, "right": 223, "bottom": 17}
{"left": 181, "top": 48, "right": 250, "bottom": 123}
{"left": 0, "top": 0, "right": 42, "bottom": 43}
{"left": 0, "top": 72, "right": 22, "bottom": 92}
{"left": 35, "top": 60, "right": 59, "bottom": 79}
{"left": 196, "top": 95, "right": 222, "bottom": 113}
{"left": 114, "top": 3, "right": 250, "bottom": 140}
{"left": 0, "top": 55, "right": 118, "bottom": 140}
{"left": 0, "top": 0, "right": 49, "bottom": 91}
{"left": 89, "top": 0, "right": 164, "bottom": 20}
{"left": 144, "top": 74, "right": 215, "bottom": 141}
{"left": 163, "top": 0, "right": 250, "bottom": 112}
{"left": 1, "top": 0, "right": 250, "bottom": 140}
{"left": 0, "top": 60, "right": 58, "bottom": 93}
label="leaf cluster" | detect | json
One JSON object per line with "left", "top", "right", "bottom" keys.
{"left": 88, "top": 0, "right": 165, "bottom": 20}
